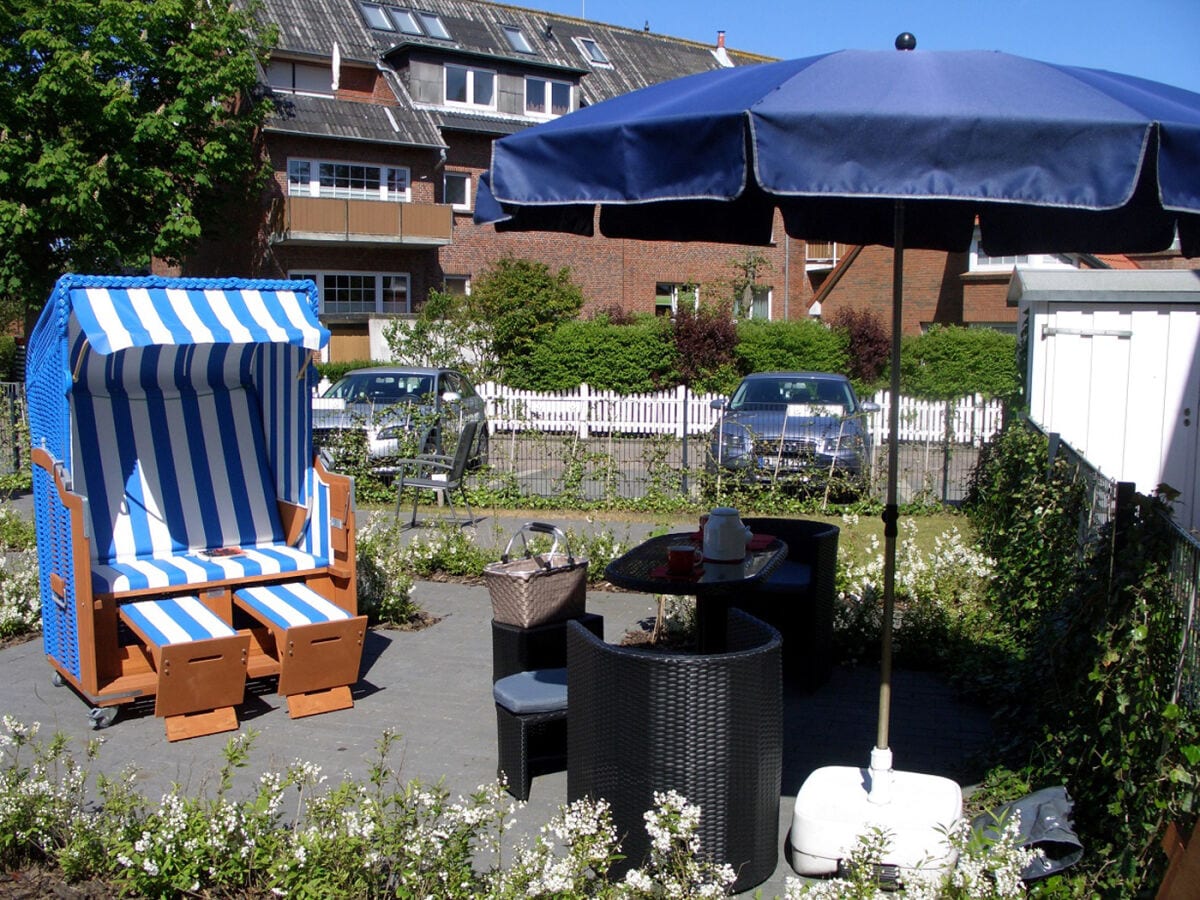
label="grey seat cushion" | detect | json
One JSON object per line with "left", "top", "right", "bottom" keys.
{"left": 493, "top": 668, "right": 568, "bottom": 714}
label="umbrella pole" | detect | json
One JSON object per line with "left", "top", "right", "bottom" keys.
{"left": 871, "top": 199, "right": 904, "bottom": 800}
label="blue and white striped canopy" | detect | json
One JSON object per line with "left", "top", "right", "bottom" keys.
{"left": 66, "top": 279, "right": 328, "bottom": 355}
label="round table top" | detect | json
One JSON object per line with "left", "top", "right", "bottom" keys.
{"left": 604, "top": 531, "right": 787, "bottom": 596}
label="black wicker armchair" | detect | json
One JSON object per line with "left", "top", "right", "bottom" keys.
{"left": 566, "top": 609, "right": 782, "bottom": 893}
{"left": 740, "top": 518, "right": 840, "bottom": 688}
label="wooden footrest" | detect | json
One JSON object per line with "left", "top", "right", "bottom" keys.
{"left": 119, "top": 597, "right": 249, "bottom": 741}
{"left": 234, "top": 583, "right": 366, "bottom": 718}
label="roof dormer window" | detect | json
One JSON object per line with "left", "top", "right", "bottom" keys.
{"left": 504, "top": 25, "right": 534, "bottom": 54}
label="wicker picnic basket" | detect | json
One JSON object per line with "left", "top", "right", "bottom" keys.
{"left": 485, "top": 522, "right": 588, "bottom": 628}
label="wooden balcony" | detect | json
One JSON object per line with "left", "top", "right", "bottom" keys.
{"left": 805, "top": 241, "right": 840, "bottom": 269}
{"left": 273, "top": 196, "right": 454, "bottom": 247}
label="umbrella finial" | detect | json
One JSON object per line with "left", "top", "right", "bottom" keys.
{"left": 895, "top": 32, "right": 916, "bottom": 51}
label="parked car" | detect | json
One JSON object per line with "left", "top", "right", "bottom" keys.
{"left": 707, "top": 372, "right": 879, "bottom": 489}
{"left": 312, "top": 366, "right": 488, "bottom": 468}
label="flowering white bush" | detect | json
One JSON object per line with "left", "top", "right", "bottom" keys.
{"left": 0, "top": 549, "right": 40, "bottom": 639}
{"left": 835, "top": 516, "right": 995, "bottom": 664}
{"left": 0, "top": 723, "right": 757, "bottom": 898}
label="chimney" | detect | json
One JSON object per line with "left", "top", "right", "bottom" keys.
{"left": 713, "top": 30, "right": 732, "bottom": 67}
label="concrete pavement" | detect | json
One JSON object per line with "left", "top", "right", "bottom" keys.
{"left": 0, "top": 503, "right": 995, "bottom": 896}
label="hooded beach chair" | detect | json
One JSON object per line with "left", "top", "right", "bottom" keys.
{"left": 27, "top": 275, "right": 363, "bottom": 740}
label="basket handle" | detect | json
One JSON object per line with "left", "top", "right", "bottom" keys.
{"left": 501, "top": 521, "right": 573, "bottom": 567}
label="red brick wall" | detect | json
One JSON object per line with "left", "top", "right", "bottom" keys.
{"left": 815, "top": 246, "right": 970, "bottom": 335}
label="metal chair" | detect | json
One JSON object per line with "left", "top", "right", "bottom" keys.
{"left": 387, "top": 418, "right": 480, "bottom": 527}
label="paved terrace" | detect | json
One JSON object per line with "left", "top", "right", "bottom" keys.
{"left": 1, "top": 511, "right": 995, "bottom": 897}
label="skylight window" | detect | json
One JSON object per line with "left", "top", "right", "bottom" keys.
{"left": 417, "top": 12, "right": 451, "bottom": 40}
{"left": 504, "top": 25, "right": 534, "bottom": 54}
{"left": 388, "top": 8, "right": 423, "bottom": 35}
{"left": 578, "top": 37, "right": 609, "bottom": 64}
{"left": 359, "top": 3, "right": 394, "bottom": 30}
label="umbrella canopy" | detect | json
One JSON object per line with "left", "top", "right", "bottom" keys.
{"left": 479, "top": 45, "right": 1200, "bottom": 254}
{"left": 476, "top": 40, "right": 1200, "bottom": 766}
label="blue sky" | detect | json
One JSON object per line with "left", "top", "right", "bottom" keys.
{"left": 517, "top": 0, "right": 1200, "bottom": 92}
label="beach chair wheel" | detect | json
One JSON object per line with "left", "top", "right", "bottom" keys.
{"left": 52, "top": 671, "right": 66, "bottom": 687}
{"left": 88, "top": 706, "right": 118, "bottom": 730}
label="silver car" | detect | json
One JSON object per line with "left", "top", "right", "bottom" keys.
{"left": 707, "top": 372, "right": 878, "bottom": 487}
{"left": 313, "top": 366, "right": 488, "bottom": 465}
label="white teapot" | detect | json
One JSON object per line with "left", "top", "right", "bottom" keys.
{"left": 703, "top": 506, "right": 752, "bottom": 563}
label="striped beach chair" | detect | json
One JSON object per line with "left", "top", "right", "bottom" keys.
{"left": 27, "top": 275, "right": 362, "bottom": 739}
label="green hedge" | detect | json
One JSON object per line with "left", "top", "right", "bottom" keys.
{"left": 315, "top": 359, "right": 384, "bottom": 385}
{"left": 732, "top": 319, "right": 849, "bottom": 376}
{"left": 900, "top": 325, "right": 1019, "bottom": 400}
{"left": 516, "top": 318, "right": 675, "bottom": 393}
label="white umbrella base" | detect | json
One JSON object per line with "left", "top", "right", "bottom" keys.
{"left": 789, "top": 764, "right": 963, "bottom": 877}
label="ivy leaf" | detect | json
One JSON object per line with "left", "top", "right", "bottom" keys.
{"left": 1182, "top": 744, "right": 1200, "bottom": 767}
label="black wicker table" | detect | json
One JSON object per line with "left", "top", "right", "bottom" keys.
{"left": 604, "top": 532, "right": 787, "bottom": 653}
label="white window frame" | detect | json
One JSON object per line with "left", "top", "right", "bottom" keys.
{"left": 747, "top": 286, "right": 772, "bottom": 320}
{"left": 968, "top": 228, "right": 1076, "bottom": 272}
{"left": 525, "top": 76, "right": 572, "bottom": 119}
{"left": 443, "top": 171, "right": 471, "bottom": 211}
{"left": 417, "top": 11, "right": 451, "bottom": 39}
{"left": 655, "top": 282, "right": 699, "bottom": 316}
{"left": 445, "top": 63, "right": 497, "bottom": 110}
{"left": 287, "top": 158, "right": 411, "bottom": 203}
{"left": 292, "top": 270, "right": 413, "bottom": 316}
{"left": 443, "top": 275, "right": 471, "bottom": 295}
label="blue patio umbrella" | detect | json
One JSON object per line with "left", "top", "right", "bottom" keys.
{"left": 476, "top": 37, "right": 1200, "bottom": 797}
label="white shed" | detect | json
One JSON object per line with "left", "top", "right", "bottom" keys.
{"left": 1008, "top": 268, "right": 1200, "bottom": 532}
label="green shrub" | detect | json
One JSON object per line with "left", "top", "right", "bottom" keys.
{"left": 901, "top": 326, "right": 1019, "bottom": 400}
{"left": 964, "top": 420, "right": 1200, "bottom": 896}
{"left": 315, "top": 359, "right": 384, "bottom": 385}
{"left": 519, "top": 318, "right": 675, "bottom": 393}
{"left": 733, "top": 319, "right": 849, "bottom": 376}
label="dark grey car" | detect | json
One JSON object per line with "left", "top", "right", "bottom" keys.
{"left": 707, "top": 372, "right": 878, "bottom": 487}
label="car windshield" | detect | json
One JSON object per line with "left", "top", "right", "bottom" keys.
{"left": 729, "top": 377, "right": 852, "bottom": 413}
{"left": 324, "top": 373, "right": 435, "bottom": 404}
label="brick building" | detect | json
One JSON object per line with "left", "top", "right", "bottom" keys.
{"left": 170, "top": 0, "right": 1195, "bottom": 359}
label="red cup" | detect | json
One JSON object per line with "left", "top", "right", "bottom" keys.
{"left": 667, "top": 543, "right": 700, "bottom": 575}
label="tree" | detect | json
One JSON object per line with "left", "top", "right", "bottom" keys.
{"left": 0, "top": 0, "right": 277, "bottom": 328}
{"left": 470, "top": 256, "right": 584, "bottom": 381}
{"left": 384, "top": 289, "right": 492, "bottom": 385}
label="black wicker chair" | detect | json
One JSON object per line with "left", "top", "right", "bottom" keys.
{"left": 739, "top": 518, "right": 840, "bottom": 688}
{"left": 566, "top": 609, "right": 782, "bottom": 893}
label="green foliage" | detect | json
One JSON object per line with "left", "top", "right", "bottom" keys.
{"left": 384, "top": 290, "right": 492, "bottom": 386}
{"left": 733, "top": 319, "right": 849, "bottom": 376}
{"left": 672, "top": 305, "right": 738, "bottom": 393}
{"left": 520, "top": 317, "right": 675, "bottom": 392}
{"left": 354, "top": 518, "right": 418, "bottom": 626}
{"left": 314, "top": 359, "right": 385, "bottom": 386}
{"left": 901, "top": 326, "right": 1020, "bottom": 400}
{"left": 0, "top": 336, "right": 16, "bottom": 382}
{"left": 1, "top": 723, "right": 739, "bottom": 897}
{"left": 471, "top": 256, "right": 585, "bottom": 382}
{"left": 964, "top": 422, "right": 1200, "bottom": 895}
{"left": 964, "top": 420, "right": 1086, "bottom": 633}
{"left": 0, "top": 0, "right": 277, "bottom": 324}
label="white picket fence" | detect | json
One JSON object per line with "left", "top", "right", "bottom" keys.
{"left": 477, "top": 382, "right": 1004, "bottom": 446}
